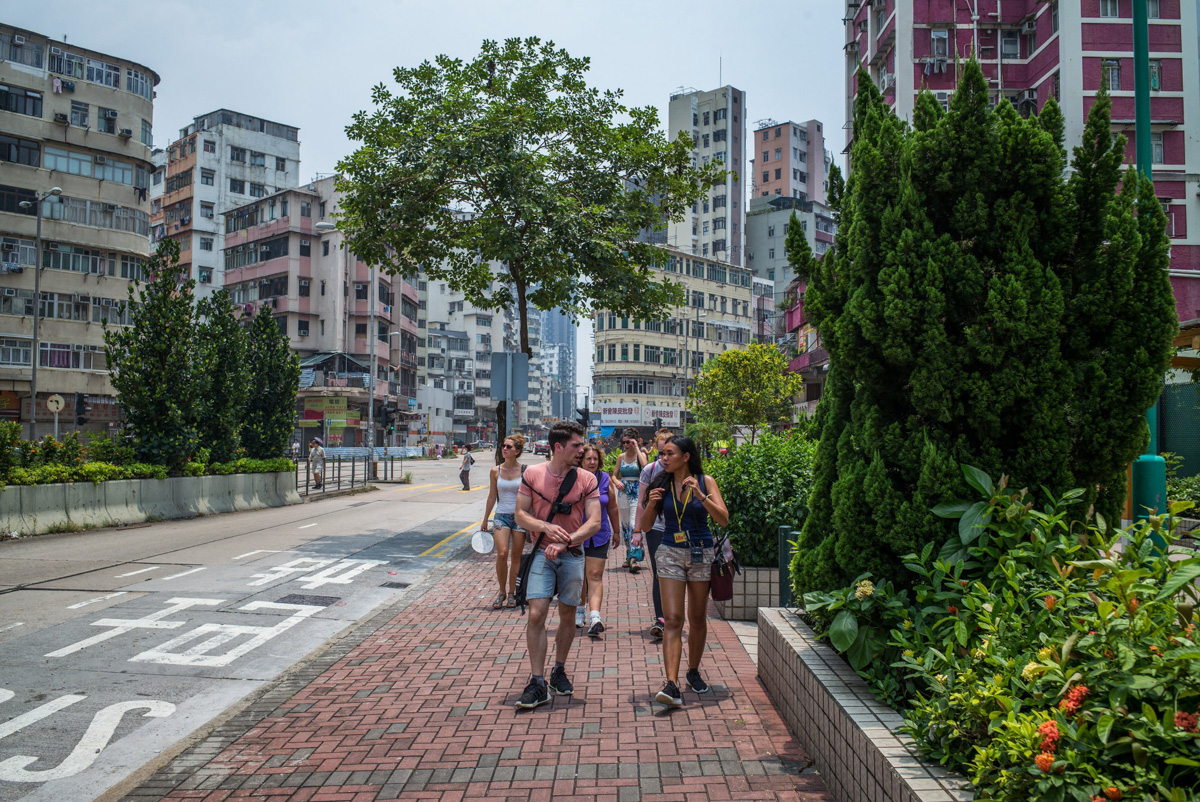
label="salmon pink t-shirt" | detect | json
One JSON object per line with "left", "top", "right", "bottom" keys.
{"left": 519, "top": 463, "right": 599, "bottom": 547}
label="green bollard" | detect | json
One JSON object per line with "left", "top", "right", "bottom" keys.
{"left": 778, "top": 526, "right": 793, "bottom": 608}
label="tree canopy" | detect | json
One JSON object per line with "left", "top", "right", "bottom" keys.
{"left": 688, "top": 343, "right": 802, "bottom": 445}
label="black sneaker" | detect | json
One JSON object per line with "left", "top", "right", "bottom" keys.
{"left": 548, "top": 665, "right": 574, "bottom": 696}
{"left": 649, "top": 620, "right": 664, "bottom": 639}
{"left": 655, "top": 680, "right": 683, "bottom": 707}
{"left": 515, "top": 677, "right": 550, "bottom": 709}
{"left": 687, "top": 668, "right": 710, "bottom": 694}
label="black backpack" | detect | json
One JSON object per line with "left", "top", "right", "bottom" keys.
{"left": 512, "top": 468, "right": 578, "bottom": 615}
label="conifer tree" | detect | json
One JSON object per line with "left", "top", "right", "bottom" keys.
{"left": 242, "top": 307, "right": 300, "bottom": 459}
{"left": 792, "top": 62, "right": 1175, "bottom": 594}
{"left": 195, "top": 290, "right": 249, "bottom": 463}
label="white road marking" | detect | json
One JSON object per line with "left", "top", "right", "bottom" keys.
{"left": 298, "top": 523, "right": 318, "bottom": 529}
{"left": 115, "top": 566, "right": 159, "bottom": 578}
{"left": 130, "top": 602, "right": 323, "bottom": 667}
{"left": 66, "top": 591, "right": 128, "bottom": 610}
{"left": 0, "top": 623, "right": 23, "bottom": 634}
{"left": 159, "top": 567, "right": 206, "bottom": 581}
{"left": 297, "top": 559, "right": 387, "bottom": 589}
{"left": 233, "top": 550, "right": 280, "bottom": 560}
{"left": 47, "top": 598, "right": 222, "bottom": 658}
{"left": 248, "top": 557, "right": 333, "bottom": 586}
{"left": 0, "top": 699, "right": 174, "bottom": 782}
{"left": 0, "top": 693, "right": 86, "bottom": 741}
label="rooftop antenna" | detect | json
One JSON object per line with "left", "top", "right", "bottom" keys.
{"left": 719, "top": 55, "right": 722, "bottom": 87}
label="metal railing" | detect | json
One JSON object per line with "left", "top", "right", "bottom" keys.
{"left": 295, "top": 449, "right": 422, "bottom": 497}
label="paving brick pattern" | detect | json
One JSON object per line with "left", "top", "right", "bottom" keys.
{"left": 123, "top": 551, "right": 831, "bottom": 801}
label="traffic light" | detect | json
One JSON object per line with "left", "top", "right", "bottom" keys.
{"left": 382, "top": 406, "right": 394, "bottom": 432}
{"left": 576, "top": 407, "right": 590, "bottom": 427}
{"left": 74, "top": 392, "right": 91, "bottom": 426}
{"left": 654, "top": 417, "right": 663, "bottom": 430}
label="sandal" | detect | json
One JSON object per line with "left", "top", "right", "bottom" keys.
{"left": 492, "top": 593, "right": 505, "bottom": 610}
{"left": 506, "top": 594, "right": 518, "bottom": 608}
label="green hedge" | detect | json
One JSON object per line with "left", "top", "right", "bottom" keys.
{"left": 703, "top": 431, "right": 817, "bottom": 567}
{"left": 3, "top": 458, "right": 294, "bottom": 486}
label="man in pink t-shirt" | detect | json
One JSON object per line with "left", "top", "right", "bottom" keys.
{"left": 514, "top": 421, "right": 600, "bottom": 708}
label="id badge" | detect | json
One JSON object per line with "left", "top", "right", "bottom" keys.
{"left": 690, "top": 543, "right": 705, "bottom": 564}
{"left": 673, "top": 531, "right": 688, "bottom": 544}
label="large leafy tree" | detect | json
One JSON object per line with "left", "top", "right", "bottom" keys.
{"left": 792, "top": 62, "right": 1175, "bottom": 595}
{"left": 336, "top": 37, "right": 724, "bottom": 440}
{"left": 688, "top": 343, "right": 802, "bottom": 445}
{"left": 242, "top": 307, "right": 300, "bottom": 459}
{"left": 104, "top": 239, "right": 201, "bottom": 467}
{"left": 195, "top": 290, "right": 249, "bottom": 463}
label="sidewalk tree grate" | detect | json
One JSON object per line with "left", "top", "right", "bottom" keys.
{"left": 380, "top": 581, "right": 410, "bottom": 589}
{"left": 275, "top": 594, "right": 340, "bottom": 606}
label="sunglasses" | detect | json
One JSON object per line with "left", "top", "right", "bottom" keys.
{"left": 502, "top": 443, "right": 515, "bottom": 449}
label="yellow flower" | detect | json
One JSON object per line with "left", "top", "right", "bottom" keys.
{"left": 854, "top": 580, "right": 876, "bottom": 600}
{"left": 972, "top": 649, "right": 986, "bottom": 661}
{"left": 903, "top": 649, "right": 915, "bottom": 658}
{"left": 902, "top": 619, "right": 913, "bottom": 630}
{"left": 935, "top": 674, "right": 947, "bottom": 684}
{"left": 1038, "top": 647, "right": 1054, "bottom": 662}
{"left": 1021, "top": 661, "right": 1041, "bottom": 681}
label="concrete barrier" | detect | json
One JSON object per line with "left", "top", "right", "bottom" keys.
{"left": 0, "top": 472, "right": 300, "bottom": 536}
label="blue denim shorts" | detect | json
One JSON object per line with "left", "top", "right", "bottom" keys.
{"left": 493, "top": 513, "right": 525, "bottom": 533}
{"left": 526, "top": 548, "right": 585, "bottom": 606}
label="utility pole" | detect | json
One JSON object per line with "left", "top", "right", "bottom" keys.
{"left": 18, "top": 187, "right": 62, "bottom": 440}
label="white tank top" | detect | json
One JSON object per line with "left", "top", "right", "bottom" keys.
{"left": 496, "top": 472, "right": 522, "bottom": 514}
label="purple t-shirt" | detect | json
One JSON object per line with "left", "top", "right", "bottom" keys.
{"left": 585, "top": 472, "right": 612, "bottom": 549}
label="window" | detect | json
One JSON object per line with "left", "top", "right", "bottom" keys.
{"left": 355, "top": 283, "right": 368, "bottom": 300}
{"left": 931, "top": 29, "right": 949, "bottom": 58}
{"left": 203, "top": 139, "right": 215, "bottom": 153}
{"left": 85, "top": 59, "right": 121, "bottom": 88}
{"left": 299, "top": 280, "right": 310, "bottom": 297}
{"left": 300, "top": 201, "right": 312, "bottom": 218}
{"left": 229, "top": 146, "right": 246, "bottom": 163}
{"left": 152, "top": 170, "right": 162, "bottom": 185}
{"left": 1150, "top": 59, "right": 1162, "bottom": 90}
{"left": 275, "top": 156, "right": 287, "bottom": 171}
{"left": 298, "top": 320, "right": 309, "bottom": 337}
{"left": 322, "top": 240, "right": 329, "bottom": 256}
{"left": 126, "top": 68, "right": 153, "bottom": 100}
{"left": 768, "top": 248, "right": 775, "bottom": 259}
{"left": 608, "top": 344, "right": 616, "bottom": 361}
{"left": 621, "top": 344, "right": 629, "bottom": 361}
{"left": 229, "top": 178, "right": 245, "bottom": 193}
{"left": 703, "top": 111, "right": 710, "bottom": 125}
{"left": 762, "top": 130, "right": 769, "bottom": 141}
{"left": 762, "top": 150, "right": 769, "bottom": 162}
{"left": 1051, "top": 70, "right": 1061, "bottom": 100}
{"left": 140, "top": 119, "right": 153, "bottom": 147}
{"left": 49, "top": 49, "right": 84, "bottom": 78}
{"left": 1051, "top": 1, "right": 1059, "bottom": 31}
{"left": 319, "top": 201, "right": 326, "bottom": 217}
{"left": 0, "top": 338, "right": 32, "bottom": 366}
{"left": 775, "top": 148, "right": 782, "bottom": 160}
{"left": 200, "top": 169, "right": 214, "bottom": 186}
{"left": 1100, "top": 0, "right": 1118, "bottom": 17}
{"left": 714, "top": 108, "right": 727, "bottom": 121}
{"left": 200, "top": 202, "right": 214, "bottom": 219}
{"left": 1001, "top": 30, "right": 1020, "bottom": 58}
{"left": 199, "top": 236, "right": 213, "bottom": 251}
{"left": 0, "top": 135, "right": 39, "bottom": 167}
{"left": 762, "top": 171, "right": 769, "bottom": 184}
{"left": 0, "top": 83, "right": 41, "bottom": 118}
{"left": 1104, "top": 59, "right": 1121, "bottom": 91}
{"left": 248, "top": 151, "right": 265, "bottom": 167}
{"left": 775, "top": 168, "right": 782, "bottom": 180}
{"left": 1151, "top": 131, "right": 1164, "bottom": 164}
{"left": 249, "top": 182, "right": 266, "bottom": 198}
{"left": 1148, "top": 0, "right": 1159, "bottom": 16}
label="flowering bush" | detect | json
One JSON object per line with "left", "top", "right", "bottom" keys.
{"left": 804, "top": 465, "right": 1200, "bottom": 802}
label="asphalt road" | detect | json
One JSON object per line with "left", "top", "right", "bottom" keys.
{"left": 0, "top": 450, "right": 516, "bottom": 802}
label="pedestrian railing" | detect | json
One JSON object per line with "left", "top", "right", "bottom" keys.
{"left": 294, "top": 452, "right": 416, "bottom": 497}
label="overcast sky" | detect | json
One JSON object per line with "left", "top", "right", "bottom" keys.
{"left": 12, "top": 0, "right": 847, "bottom": 404}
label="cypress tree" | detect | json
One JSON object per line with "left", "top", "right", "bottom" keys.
{"left": 242, "top": 307, "right": 301, "bottom": 459}
{"left": 195, "top": 290, "right": 249, "bottom": 463}
{"left": 793, "top": 62, "right": 1175, "bottom": 594}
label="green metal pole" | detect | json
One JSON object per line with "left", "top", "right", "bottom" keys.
{"left": 1130, "top": 0, "right": 1167, "bottom": 526}
{"left": 778, "top": 526, "right": 793, "bottom": 608}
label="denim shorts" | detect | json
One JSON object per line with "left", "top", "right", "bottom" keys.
{"left": 493, "top": 513, "right": 525, "bottom": 533}
{"left": 657, "top": 543, "right": 715, "bottom": 583}
{"left": 526, "top": 547, "right": 585, "bottom": 606}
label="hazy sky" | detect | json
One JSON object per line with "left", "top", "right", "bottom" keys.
{"left": 11, "top": 0, "right": 847, "bottom": 403}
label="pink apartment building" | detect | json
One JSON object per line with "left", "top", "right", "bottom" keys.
{"left": 750, "top": 119, "right": 832, "bottom": 205}
{"left": 844, "top": 0, "right": 1200, "bottom": 318}
{"left": 221, "top": 176, "right": 418, "bottom": 447}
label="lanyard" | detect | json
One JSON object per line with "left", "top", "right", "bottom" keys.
{"left": 671, "top": 478, "right": 693, "bottom": 530}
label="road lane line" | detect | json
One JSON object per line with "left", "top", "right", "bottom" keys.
{"left": 233, "top": 550, "right": 280, "bottom": 560}
{"left": 397, "top": 483, "right": 437, "bottom": 490}
{"left": 298, "top": 523, "right": 318, "bottom": 529}
{"left": 115, "top": 566, "right": 160, "bottom": 578}
{"left": 0, "top": 623, "right": 23, "bottom": 633}
{"left": 419, "top": 523, "right": 482, "bottom": 557}
{"left": 426, "top": 485, "right": 466, "bottom": 492}
{"left": 160, "top": 567, "right": 206, "bottom": 581}
{"left": 67, "top": 591, "right": 128, "bottom": 609}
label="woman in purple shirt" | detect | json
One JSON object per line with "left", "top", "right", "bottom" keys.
{"left": 578, "top": 444, "right": 620, "bottom": 637}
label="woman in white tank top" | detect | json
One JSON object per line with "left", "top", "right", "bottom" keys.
{"left": 482, "top": 434, "right": 527, "bottom": 609}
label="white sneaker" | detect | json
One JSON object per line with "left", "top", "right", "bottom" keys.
{"left": 576, "top": 607, "right": 585, "bottom": 628}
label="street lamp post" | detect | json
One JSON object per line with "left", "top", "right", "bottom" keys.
{"left": 18, "top": 186, "right": 63, "bottom": 440}
{"left": 684, "top": 307, "right": 708, "bottom": 413}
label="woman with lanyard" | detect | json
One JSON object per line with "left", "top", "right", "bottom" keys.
{"left": 610, "top": 428, "right": 647, "bottom": 571}
{"left": 640, "top": 434, "right": 729, "bottom": 707}
{"left": 481, "top": 435, "right": 527, "bottom": 610}
{"left": 577, "top": 444, "right": 621, "bottom": 635}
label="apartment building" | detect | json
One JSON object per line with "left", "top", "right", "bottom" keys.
{"left": 666, "top": 85, "right": 747, "bottom": 266}
{"left": 150, "top": 109, "right": 300, "bottom": 299}
{"left": 0, "top": 25, "right": 157, "bottom": 436}
{"left": 220, "top": 176, "right": 418, "bottom": 448}
{"left": 844, "top": 0, "right": 1200, "bottom": 317}
{"left": 592, "top": 246, "right": 756, "bottom": 433}
{"left": 541, "top": 307, "right": 577, "bottom": 422}
{"left": 749, "top": 119, "right": 831, "bottom": 205}
{"left": 745, "top": 195, "right": 837, "bottom": 308}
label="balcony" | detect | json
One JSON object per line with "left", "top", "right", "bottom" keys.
{"left": 788, "top": 346, "right": 829, "bottom": 373}
{"left": 785, "top": 298, "right": 806, "bottom": 333}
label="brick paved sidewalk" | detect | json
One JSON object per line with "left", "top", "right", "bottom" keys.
{"left": 125, "top": 548, "right": 831, "bottom": 802}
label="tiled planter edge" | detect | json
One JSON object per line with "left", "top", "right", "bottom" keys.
{"left": 715, "top": 566, "right": 778, "bottom": 620}
{"left": 757, "top": 608, "right": 975, "bottom": 802}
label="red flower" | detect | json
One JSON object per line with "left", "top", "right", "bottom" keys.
{"left": 1034, "top": 752, "right": 1055, "bottom": 772}
{"left": 1037, "top": 720, "right": 1060, "bottom": 752}
{"left": 1175, "top": 712, "right": 1198, "bottom": 733}
{"left": 948, "top": 606, "right": 958, "bottom": 615}
{"left": 1044, "top": 595, "right": 1057, "bottom": 611}
{"left": 1059, "top": 684, "right": 1090, "bottom": 715}
{"left": 1150, "top": 645, "right": 1162, "bottom": 655}
{"left": 1129, "top": 597, "right": 1139, "bottom": 613}
{"left": 1104, "top": 788, "right": 1122, "bottom": 801}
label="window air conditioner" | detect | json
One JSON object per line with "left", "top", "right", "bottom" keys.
{"left": 105, "top": 109, "right": 118, "bottom": 119}
{"left": 1020, "top": 89, "right": 1038, "bottom": 103}
{"left": 300, "top": 239, "right": 309, "bottom": 246}
{"left": 73, "top": 344, "right": 84, "bottom": 351}
{"left": 47, "top": 242, "right": 59, "bottom": 250}
{"left": 54, "top": 112, "right": 69, "bottom": 124}
{"left": 1, "top": 241, "right": 15, "bottom": 251}
{"left": 12, "top": 35, "right": 25, "bottom": 46}
{"left": 50, "top": 46, "right": 61, "bottom": 55}
{"left": 119, "top": 128, "right": 132, "bottom": 138}
{"left": 1022, "top": 20, "right": 1037, "bottom": 34}
{"left": 94, "top": 155, "right": 107, "bottom": 165}
{"left": 102, "top": 298, "right": 112, "bottom": 306}
{"left": 3, "top": 288, "right": 15, "bottom": 297}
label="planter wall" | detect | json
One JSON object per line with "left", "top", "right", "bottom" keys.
{"left": 758, "top": 608, "right": 974, "bottom": 802}
{"left": 715, "top": 566, "right": 779, "bottom": 621}
{"left": 0, "top": 472, "right": 300, "bottom": 536}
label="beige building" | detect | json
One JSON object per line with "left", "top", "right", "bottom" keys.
{"left": 592, "top": 246, "right": 754, "bottom": 432}
{"left": 0, "top": 25, "right": 157, "bottom": 437}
